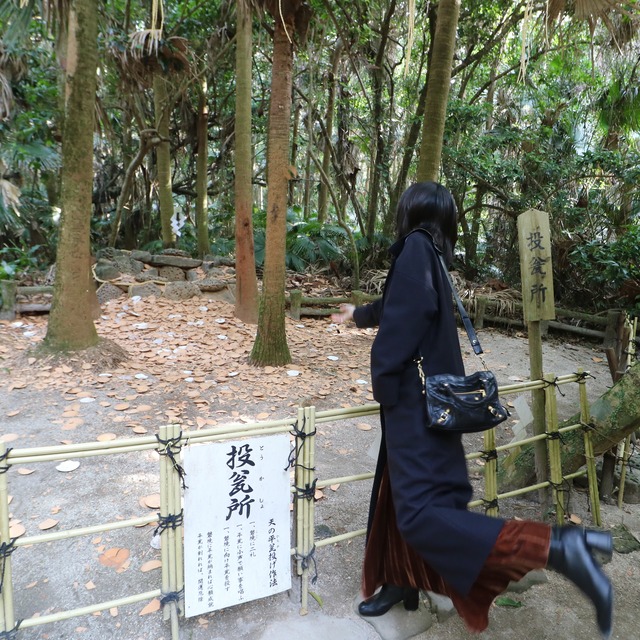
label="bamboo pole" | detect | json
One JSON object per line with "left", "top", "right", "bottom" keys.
{"left": 158, "top": 425, "right": 171, "bottom": 624}
{"left": 578, "top": 370, "right": 602, "bottom": 527}
{"left": 165, "top": 424, "right": 180, "bottom": 638}
{"left": 617, "top": 316, "right": 636, "bottom": 509}
{"left": 14, "top": 515, "right": 157, "bottom": 547}
{"left": 544, "top": 374, "right": 565, "bottom": 524}
{"left": 171, "top": 423, "right": 185, "bottom": 621}
{"left": 18, "top": 590, "right": 161, "bottom": 628}
{"left": 299, "top": 406, "right": 314, "bottom": 615}
{"left": 294, "top": 407, "right": 305, "bottom": 578}
{"left": 483, "top": 428, "right": 499, "bottom": 517}
{"left": 316, "top": 528, "right": 367, "bottom": 548}
{"left": 0, "top": 441, "right": 16, "bottom": 633}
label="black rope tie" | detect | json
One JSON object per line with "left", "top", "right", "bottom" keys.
{"left": 481, "top": 449, "right": 498, "bottom": 463}
{"left": 547, "top": 431, "right": 567, "bottom": 445}
{"left": 0, "top": 623, "right": 21, "bottom": 640}
{"left": 156, "top": 432, "right": 188, "bottom": 489}
{"left": 482, "top": 498, "right": 499, "bottom": 514}
{"left": 154, "top": 511, "right": 184, "bottom": 537}
{"left": 295, "top": 545, "right": 318, "bottom": 585}
{"left": 542, "top": 377, "right": 566, "bottom": 397}
{"left": 1, "top": 538, "right": 17, "bottom": 596}
{"left": 575, "top": 371, "right": 595, "bottom": 382}
{"left": 549, "top": 479, "right": 572, "bottom": 515}
{"left": 0, "top": 448, "right": 13, "bottom": 474}
{"left": 295, "top": 478, "right": 318, "bottom": 501}
{"left": 286, "top": 417, "right": 317, "bottom": 471}
{"left": 580, "top": 421, "right": 596, "bottom": 433}
{"left": 160, "top": 587, "right": 185, "bottom": 612}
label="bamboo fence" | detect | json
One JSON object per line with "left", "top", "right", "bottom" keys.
{"left": 0, "top": 372, "right": 610, "bottom": 638}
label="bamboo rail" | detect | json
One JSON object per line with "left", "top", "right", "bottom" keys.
{"left": 0, "top": 371, "right": 606, "bottom": 638}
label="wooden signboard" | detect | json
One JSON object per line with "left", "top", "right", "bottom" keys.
{"left": 183, "top": 435, "right": 291, "bottom": 617}
{"left": 517, "top": 209, "right": 556, "bottom": 322}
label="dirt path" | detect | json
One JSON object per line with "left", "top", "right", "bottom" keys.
{"left": 1, "top": 296, "right": 638, "bottom": 640}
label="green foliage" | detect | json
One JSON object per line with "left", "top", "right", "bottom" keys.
{"left": 252, "top": 208, "right": 348, "bottom": 272}
{"left": 0, "top": 242, "right": 43, "bottom": 280}
{"left": 569, "top": 225, "right": 640, "bottom": 311}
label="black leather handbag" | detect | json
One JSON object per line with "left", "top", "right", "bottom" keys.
{"left": 416, "top": 243, "right": 509, "bottom": 433}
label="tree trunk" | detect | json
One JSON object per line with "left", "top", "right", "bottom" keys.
{"left": 45, "top": 0, "right": 100, "bottom": 351}
{"left": 498, "top": 363, "right": 640, "bottom": 491}
{"left": 250, "top": 13, "right": 295, "bottom": 365}
{"left": 153, "top": 73, "right": 175, "bottom": 247}
{"left": 196, "top": 80, "right": 210, "bottom": 258}
{"left": 234, "top": 0, "right": 259, "bottom": 324}
{"left": 416, "top": 0, "right": 461, "bottom": 182}
{"left": 318, "top": 41, "right": 342, "bottom": 224}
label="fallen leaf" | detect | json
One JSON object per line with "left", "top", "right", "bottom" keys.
{"left": 109, "top": 607, "right": 118, "bottom": 617}
{"left": 99, "top": 547, "right": 130, "bottom": 569}
{"left": 314, "top": 489, "right": 325, "bottom": 501}
{"left": 0, "top": 433, "right": 19, "bottom": 443}
{"left": 141, "top": 494, "right": 161, "bottom": 509}
{"left": 6, "top": 410, "right": 20, "bottom": 417}
{"left": 9, "top": 522, "right": 25, "bottom": 537}
{"left": 97, "top": 433, "right": 117, "bottom": 442}
{"left": 592, "top": 356, "right": 603, "bottom": 363}
{"left": 17, "top": 468, "right": 35, "bottom": 475}
{"left": 356, "top": 423, "right": 372, "bottom": 431}
{"left": 330, "top": 484, "right": 341, "bottom": 491}
{"left": 113, "top": 404, "right": 130, "bottom": 411}
{"left": 26, "top": 581, "right": 37, "bottom": 588}
{"left": 568, "top": 513, "right": 583, "bottom": 525}
{"left": 38, "top": 518, "right": 59, "bottom": 530}
{"left": 140, "top": 559, "right": 162, "bottom": 572}
{"left": 85, "top": 581, "right": 96, "bottom": 590}
{"left": 139, "top": 598, "right": 161, "bottom": 616}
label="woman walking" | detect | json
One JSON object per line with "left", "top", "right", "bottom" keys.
{"left": 332, "top": 182, "right": 613, "bottom": 637}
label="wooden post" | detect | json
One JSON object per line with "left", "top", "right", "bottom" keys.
{"left": 289, "top": 290, "right": 302, "bottom": 320}
{"left": 578, "top": 369, "right": 601, "bottom": 526}
{"left": 518, "top": 210, "right": 556, "bottom": 508}
{"left": 475, "top": 296, "right": 487, "bottom": 329}
{"left": 0, "top": 280, "right": 17, "bottom": 320}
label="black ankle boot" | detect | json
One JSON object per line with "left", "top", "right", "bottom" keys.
{"left": 358, "top": 584, "right": 419, "bottom": 617}
{"left": 547, "top": 526, "right": 613, "bottom": 639}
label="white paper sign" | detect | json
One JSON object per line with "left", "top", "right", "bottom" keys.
{"left": 183, "top": 435, "right": 292, "bottom": 617}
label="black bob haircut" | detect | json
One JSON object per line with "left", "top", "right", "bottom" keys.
{"left": 395, "top": 181, "right": 458, "bottom": 266}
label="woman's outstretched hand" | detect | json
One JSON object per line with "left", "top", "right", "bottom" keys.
{"left": 331, "top": 303, "right": 355, "bottom": 324}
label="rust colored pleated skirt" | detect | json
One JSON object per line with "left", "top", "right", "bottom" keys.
{"left": 362, "top": 466, "right": 551, "bottom": 633}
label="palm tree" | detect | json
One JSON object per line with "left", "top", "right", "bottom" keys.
{"left": 234, "top": 0, "right": 259, "bottom": 324}
{"left": 416, "top": 0, "right": 461, "bottom": 182}
{"left": 250, "top": 0, "right": 311, "bottom": 365}
{"left": 44, "top": 0, "right": 101, "bottom": 351}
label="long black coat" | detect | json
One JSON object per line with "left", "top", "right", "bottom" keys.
{"left": 353, "top": 230, "right": 504, "bottom": 596}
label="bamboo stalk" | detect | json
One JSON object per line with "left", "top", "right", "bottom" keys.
{"left": 18, "top": 590, "right": 162, "bottom": 628}
{"left": 13, "top": 515, "right": 157, "bottom": 547}
{"left": 617, "top": 317, "right": 637, "bottom": 509}
{"left": 544, "top": 374, "right": 565, "bottom": 524}
{"left": 483, "top": 428, "right": 499, "bottom": 517}
{"left": 299, "top": 406, "right": 313, "bottom": 615}
{"left": 294, "top": 407, "right": 305, "bottom": 578}
{"left": 171, "top": 423, "right": 185, "bottom": 622}
{"left": 579, "top": 370, "right": 602, "bottom": 527}
{"left": 315, "top": 528, "right": 367, "bottom": 548}
{"left": 158, "top": 425, "right": 171, "bottom": 623}
{"left": 307, "top": 407, "right": 316, "bottom": 604}
{"left": 0, "top": 441, "right": 16, "bottom": 632}
{"left": 166, "top": 424, "right": 180, "bottom": 637}
{"left": 316, "top": 472, "right": 374, "bottom": 489}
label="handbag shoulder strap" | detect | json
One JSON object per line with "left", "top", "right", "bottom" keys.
{"left": 435, "top": 251, "right": 483, "bottom": 355}
{"left": 410, "top": 228, "right": 483, "bottom": 356}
